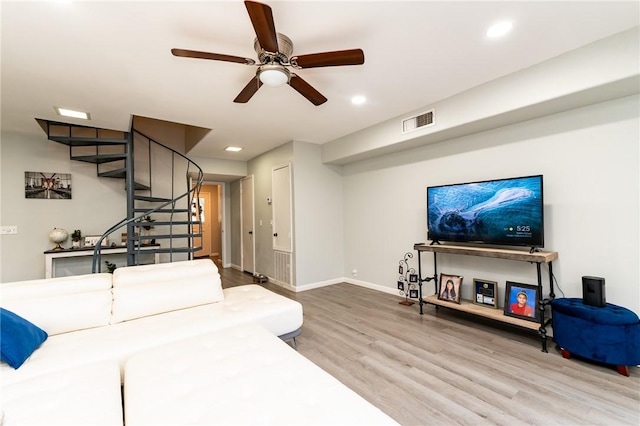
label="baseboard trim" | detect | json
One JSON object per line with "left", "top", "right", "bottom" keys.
{"left": 294, "top": 277, "right": 402, "bottom": 297}
{"left": 295, "top": 278, "right": 345, "bottom": 292}
{"left": 343, "top": 278, "right": 401, "bottom": 296}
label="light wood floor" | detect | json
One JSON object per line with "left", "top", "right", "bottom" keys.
{"left": 219, "top": 266, "right": 640, "bottom": 425}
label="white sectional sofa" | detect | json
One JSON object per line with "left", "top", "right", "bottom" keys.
{"left": 0, "top": 259, "right": 396, "bottom": 425}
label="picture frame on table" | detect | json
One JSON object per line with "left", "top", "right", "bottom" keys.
{"left": 504, "top": 281, "right": 539, "bottom": 322}
{"left": 438, "top": 273, "right": 463, "bottom": 304}
{"left": 473, "top": 278, "right": 498, "bottom": 308}
{"left": 84, "top": 235, "right": 108, "bottom": 247}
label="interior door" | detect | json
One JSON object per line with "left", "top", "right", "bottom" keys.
{"left": 193, "top": 192, "right": 211, "bottom": 258}
{"left": 272, "top": 163, "right": 292, "bottom": 252}
{"left": 241, "top": 175, "right": 255, "bottom": 273}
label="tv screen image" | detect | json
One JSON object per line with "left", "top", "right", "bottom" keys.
{"left": 427, "top": 175, "right": 544, "bottom": 248}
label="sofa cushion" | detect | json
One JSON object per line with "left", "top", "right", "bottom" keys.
{"left": 1, "top": 274, "right": 113, "bottom": 336}
{"left": 0, "top": 308, "right": 48, "bottom": 369}
{"left": 1, "top": 361, "right": 123, "bottom": 425}
{"left": 124, "top": 324, "right": 396, "bottom": 425}
{"left": 111, "top": 259, "right": 224, "bottom": 323}
{"left": 0, "top": 284, "right": 302, "bottom": 386}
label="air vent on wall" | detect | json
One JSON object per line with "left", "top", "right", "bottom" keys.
{"left": 402, "top": 109, "right": 435, "bottom": 134}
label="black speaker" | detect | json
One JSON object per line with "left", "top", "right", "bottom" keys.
{"left": 582, "top": 276, "right": 606, "bottom": 307}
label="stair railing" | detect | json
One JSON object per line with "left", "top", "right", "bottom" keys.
{"left": 91, "top": 129, "right": 203, "bottom": 272}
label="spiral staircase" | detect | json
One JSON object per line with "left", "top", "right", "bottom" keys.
{"left": 36, "top": 119, "right": 204, "bottom": 272}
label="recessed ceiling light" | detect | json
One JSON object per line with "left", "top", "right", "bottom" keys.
{"left": 351, "top": 95, "right": 366, "bottom": 105}
{"left": 225, "top": 146, "right": 243, "bottom": 152}
{"left": 54, "top": 107, "right": 90, "bottom": 120}
{"left": 486, "top": 21, "right": 513, "bottom": 38}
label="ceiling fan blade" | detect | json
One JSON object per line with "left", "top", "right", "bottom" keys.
{"left": 234, "top": 77, "right": 263, "bottom": 103}
{"left": 172, "top": 48, "right": 255, "bottom": 65}
{"left": 245, "top": 1, "right": 279, "bottom": 53}
{"left": 288, "top": 74, "right": 327, "bottom": 106}
{"left": 291, "top": 49, "right": 365, "bottom": 69}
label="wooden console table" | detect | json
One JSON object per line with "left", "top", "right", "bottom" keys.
{"left": 414, "top": 243, "right": 558, "bottom": 351}
{"left": 44, "top": 245, "right": 160, "bottom": 278}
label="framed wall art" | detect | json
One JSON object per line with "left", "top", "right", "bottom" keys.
{"left": 25, "top": 171, "right": 72, "bottom": 199}
{"left": 504, "top": 281, "right": 539, "bottom": 322}
{"left": 473, "top": 278, "right": 498, "bottom": 308}
{"left": 438, "top": 273, "right": 463, "bottom": 304}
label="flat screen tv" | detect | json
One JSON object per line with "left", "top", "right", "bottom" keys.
{"left": 427, "top": 175, "right": 544, "bottom": 248}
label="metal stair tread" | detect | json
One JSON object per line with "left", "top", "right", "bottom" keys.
{"left": 134, "top": 195, "right": 172, "bottom": 203}
{"left": 134, "top": 208, "right": 189, "bottom": 213}
{"left": 49, "top": 136, "right": 127, "bottom": 146}
{"left": 70, "top": 154, "right": 126, "bottom": 164}
{"left": 98, "top": 168, "right": 126, "bottom": 178}
{"left": 134, "top": 221, "right": 201, "bottom": 226}
{"left": 136, "top": 233, "right": 202, "bottom": 239}
{"left": 133, "top": 182, "right": 151, "bottom": 191}
{"left": 137, "top": 247, "right": 202, "bottom": 254}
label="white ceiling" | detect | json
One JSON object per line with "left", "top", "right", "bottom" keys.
{"left": 2, "top": 1, "right": 638, "bottom": 162}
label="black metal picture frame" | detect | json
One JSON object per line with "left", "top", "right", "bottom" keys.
{"left": 473, "top": 278, "right": 498, "bottom": 308}
{"left": 503, "top": 281, "right": 539, "bottom": 322}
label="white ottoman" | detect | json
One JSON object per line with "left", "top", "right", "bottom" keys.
{"left": 124, "top": 324, "right": 397, "bottom": 425}
{"left": 1, "top": 361, "right": 123, "bottom": 425}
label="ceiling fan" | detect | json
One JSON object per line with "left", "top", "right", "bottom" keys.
{"left": 171, "top": 0, "right": 365, "bottom": 106}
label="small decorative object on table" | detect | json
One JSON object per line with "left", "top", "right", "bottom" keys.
{"left": 84, "top": 235, "right": 108, "bottom": 247}
{"left": 48, "top": 227, "right": 68, "bottom": 251}
{"left": 504, "top": 281, "right": 539, "bottom": 322}
{"left": 438, "top": 273, "right": 463, "bottom": 304}
{"left": 473, "top": 278, "right": 498, "bottom": 308}
{"left": 104, "top": 261, "right": 117, "bottom": 274}
{"left": 71, "top": 229, "right": 83, "bottom": 248}
{"left": 397, "top": 252, "right": 418, "bottom": 306}
{"left": 138, "top": 215, "right": 155, "bottom": 237}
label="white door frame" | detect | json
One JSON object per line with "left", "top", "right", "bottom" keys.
{"left": 240, "top": 175, "right": 255, "bottom": 273}
{"left": 200, "top": 180, "right": 226, "bottom": 266}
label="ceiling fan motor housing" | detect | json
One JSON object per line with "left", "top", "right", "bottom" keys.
{"left": 254, "top": 33, "right": 293, "bottom": 64}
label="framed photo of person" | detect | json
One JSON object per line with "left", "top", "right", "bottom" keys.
{"left": 503, "top": 281, "right": 539, "bottom": 322}
{"left": 438, "top": 273, "right": 463, "bottom": 304}
{"left": 473, "top": 278, "right": 498, "bottom": 308}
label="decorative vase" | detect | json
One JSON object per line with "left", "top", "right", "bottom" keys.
{"left": 48, "top": 228, "right": 69, "bottom": 251}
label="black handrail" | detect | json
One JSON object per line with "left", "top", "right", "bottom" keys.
{"left": 91, "top": 129, "right": 204, "bottom": 272}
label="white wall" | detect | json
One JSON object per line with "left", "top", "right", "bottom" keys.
{"left": 292, "top": 141, "right": 344, "bottom": 288}
{"left": 341, "top": 95, "right": 639, "bottom": 313}
{"left": 247, "top": 142, "right": 293, "bottom": 279}
{"left": 0, "top": 130, "right": 126, "bottom": 281}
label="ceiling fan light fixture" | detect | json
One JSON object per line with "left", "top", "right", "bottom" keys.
{"left": 258, "top": 64, "right": 290, "bottom": 87}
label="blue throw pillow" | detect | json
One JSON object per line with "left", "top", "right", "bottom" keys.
{"left": 1, "top": 308, "right": 48, "bottom": 369}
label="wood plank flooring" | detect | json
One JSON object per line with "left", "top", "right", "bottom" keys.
{"left": 218, "top": 266, "right": 640, "bottom": 425}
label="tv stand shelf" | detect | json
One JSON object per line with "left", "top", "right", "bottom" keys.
{"left": 423, "top": 295, "right": 542, "bottom": 331}
{"left": 414, "top": 244, "right": 558, "bottom": 351}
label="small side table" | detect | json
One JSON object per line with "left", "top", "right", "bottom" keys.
{"left": 44, "top": 245, "right": 160, "bottom": 278}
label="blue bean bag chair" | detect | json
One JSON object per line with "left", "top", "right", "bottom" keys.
{"left": 551, "top": 298, "right": 640, "bottom": 376}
